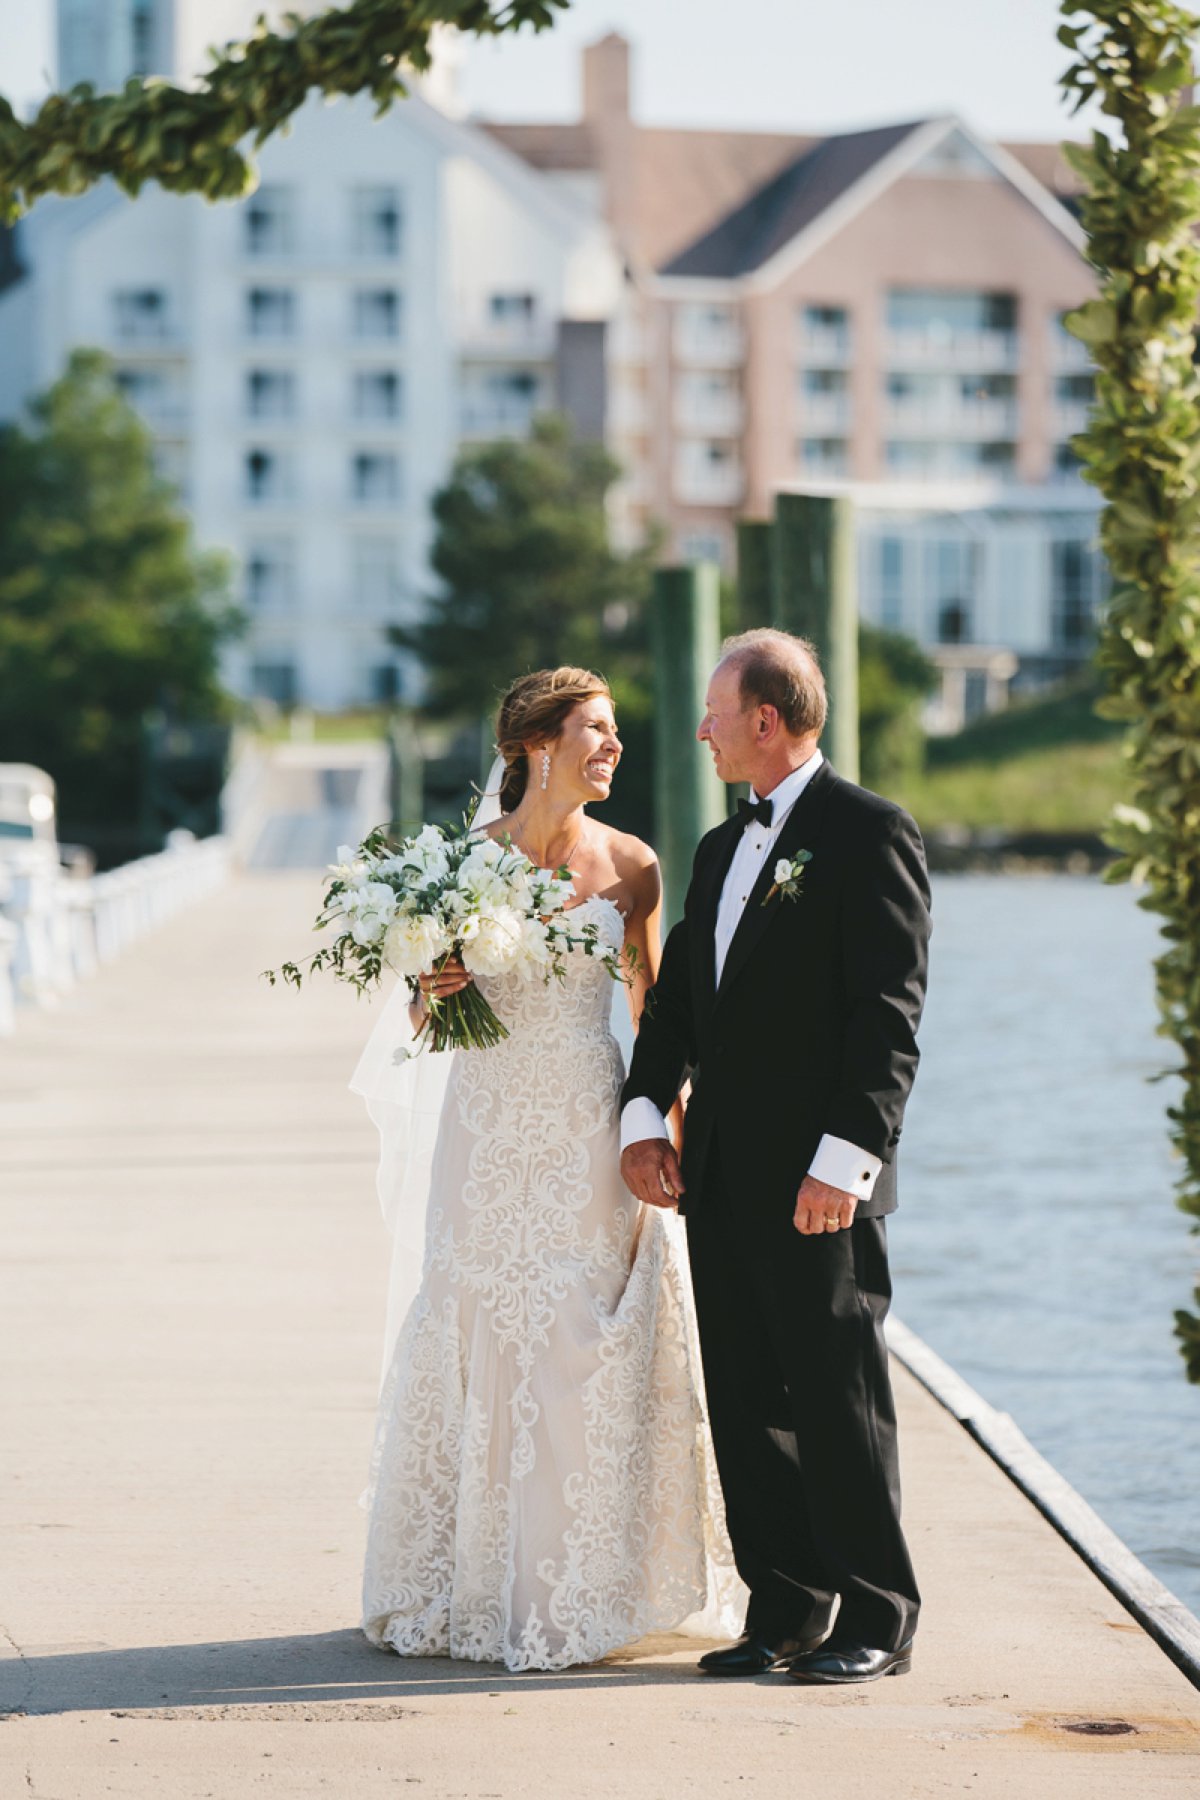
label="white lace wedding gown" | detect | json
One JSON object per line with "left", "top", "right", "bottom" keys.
{"left": 360, "top": 894, "right": 737, "bottom": 1671}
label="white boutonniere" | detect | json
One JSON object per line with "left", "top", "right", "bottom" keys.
{"left": 763, "top": 848, "right": 813, "bottom": 906}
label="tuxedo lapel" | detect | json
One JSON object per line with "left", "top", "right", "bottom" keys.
{"left": 715, "top": 761, "right": 836, "bottom": 1007}
{"left": 693, "top": 813, "right": 742, "bottom": 1011}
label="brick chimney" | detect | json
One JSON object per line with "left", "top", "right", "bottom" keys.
{"left": 583, "top": 33, "right": 631, "bottom": 125}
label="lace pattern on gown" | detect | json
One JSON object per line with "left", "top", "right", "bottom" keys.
{"left": 360, "top": 895, "right": 741, "bottom": 1670}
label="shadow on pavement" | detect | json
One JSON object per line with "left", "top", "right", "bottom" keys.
{"left": 1, "top": 1629, "right": 715, "bottom": 1716}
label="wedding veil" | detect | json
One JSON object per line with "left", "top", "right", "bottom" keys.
{"left": 348, "top": 753, "right": 508, "bottom": 1380}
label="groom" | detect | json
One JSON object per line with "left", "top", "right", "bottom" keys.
{"left": 621, "top": 627, "right": 931, "bottom": 1685}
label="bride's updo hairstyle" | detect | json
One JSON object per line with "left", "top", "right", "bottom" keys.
{"left": 496, "top": 666, "right": 611, "bottom": 812}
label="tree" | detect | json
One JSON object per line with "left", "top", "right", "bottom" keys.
{"left": 397, "top": 414, "right": 652, "bottom": 713}
{"left": 858, "top": 626, "right": 937, "bottom": 790}
{"left": 0, "top": 350, "right": 239, "bottom": 855}
{"left": 395, "top": 415, "right": 656, "bottom": 834}
{"left": 0, "top": 1, "right": 569, "bottom": 222}
{"left": 1059, "top": 0, "right": 1200, "bottom": 1377}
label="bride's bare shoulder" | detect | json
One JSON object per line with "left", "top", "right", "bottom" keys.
{"left": 591, "top": 822, "right": 660, "bottom": 913}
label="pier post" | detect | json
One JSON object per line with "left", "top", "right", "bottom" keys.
{"left": 771, "top": 491, "right": 860, "bottom": 781}
{"left": 650, "top": 564, "right": 726, "bottom": 925}
{"left": 735, "top": 519, "right": 775, "bottom": 630}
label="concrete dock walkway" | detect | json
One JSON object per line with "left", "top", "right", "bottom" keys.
{"left": 2, "top": 874, "right": 1198, "bottom": 1798}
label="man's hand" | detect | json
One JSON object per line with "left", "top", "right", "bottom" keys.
{"left": 794, "top": 1174, "right": 857, "bottom": 1236}
{"left": 621, "top": 1138, "right": 685, "bottom": 1210}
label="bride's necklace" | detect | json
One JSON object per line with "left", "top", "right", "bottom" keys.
{"left": 508, "top": 807, "right": 585, "bottom": 873}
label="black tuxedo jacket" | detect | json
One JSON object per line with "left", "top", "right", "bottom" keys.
{"left": 622, "top": 760, "right": 931, "bottom": 1220}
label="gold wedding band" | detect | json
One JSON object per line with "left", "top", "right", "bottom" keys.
{"left": 824, "top": 1215, "right": 840, "bottom": 1227}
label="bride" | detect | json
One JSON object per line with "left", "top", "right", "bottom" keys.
{"left": 352, "top": 665, "right": 738, "bottom": 1672}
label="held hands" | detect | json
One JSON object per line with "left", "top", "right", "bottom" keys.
{"left": 621, "top": 1139, "right": 685, "bottom": 1211}
{"left": 794, "top": 1174, "right": 857, "bottom": 1236}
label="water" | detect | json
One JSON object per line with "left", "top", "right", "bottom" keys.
{"left": 894, "top": 874, "right": 1200, "bottom": 1617}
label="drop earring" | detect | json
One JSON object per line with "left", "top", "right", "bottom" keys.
{"left": 540, "top": 751, "right": 551, "bottom": 791}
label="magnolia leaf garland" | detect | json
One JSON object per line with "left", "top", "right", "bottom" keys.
{"left": 0, "top": 0, "right": 569, "bottom": 222}
{"left": 1060, "top": 0, "right": 1200, "bottom": 1378}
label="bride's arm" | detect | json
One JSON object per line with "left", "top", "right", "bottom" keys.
{"left": 621, "top": 853, "right": 687, "bottom": 1152}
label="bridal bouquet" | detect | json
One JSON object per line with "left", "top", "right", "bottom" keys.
{"left": 266, "top": 821, "right": 623, "bottom": 1053}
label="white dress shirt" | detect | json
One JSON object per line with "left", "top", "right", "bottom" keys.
{"left": 620, "top": 748, "right": 883, "bottom": 1202}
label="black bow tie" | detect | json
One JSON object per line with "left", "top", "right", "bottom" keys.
{"left": 737, "top": 796, "right": 774, "bottom": 831}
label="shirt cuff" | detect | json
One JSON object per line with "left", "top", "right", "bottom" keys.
{"left": 808, "top": 1134, "right": 882, "bottom": 1201}
{"left": 620, "top": 1097, "right": 671, "bottom": 1152}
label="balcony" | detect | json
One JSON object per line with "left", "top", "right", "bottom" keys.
{"left": 672, "top": 314, "right": 745, "bottom": 369}
{"left": 673, "top": 450, "right": 744, "bottom": 508}
{"left": 796, "top": 326, "right": 852, "bottom": 366}
{"left": 800, "top": 393, "right": 852, "bottom": 433}
{"left": 458, "top": 317, "right": 556, "bottom": 362}
{"left": 1050, "top": 324, "right": 1093, "bottom": 369}
{"left": 1054, "top": 400, "right": 1093, "bottom": 437}
{"left": 885, "top": 328, "right": 1019, "bottom": 370}
{"left": 459, "top": 397, "right": 540, "bottom": 439}
{"left": 884, "top": 397, "right": 1019, "bottom": 437}
{"left": 673, "top": 390, "right": 744, "bottom": 435}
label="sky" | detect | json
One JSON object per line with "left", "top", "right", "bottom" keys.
{"left": 0, "top": 0, "right": 1099, "bottom": 142}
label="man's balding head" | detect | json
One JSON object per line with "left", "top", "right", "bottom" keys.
{"left": 718, "top": 629, "right": 827, "bottom": 740}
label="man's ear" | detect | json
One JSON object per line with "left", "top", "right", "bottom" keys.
{"left": 757, "top": 705, "right": 779, "bottom": 741}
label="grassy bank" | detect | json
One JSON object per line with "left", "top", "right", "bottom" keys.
{"left": 888, "top": 677, "right": 1129, "bottom": 835}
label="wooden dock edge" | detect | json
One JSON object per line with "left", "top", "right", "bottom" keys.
{"left": 886, "top": 1316, "right": 1200, "bottom": 1689}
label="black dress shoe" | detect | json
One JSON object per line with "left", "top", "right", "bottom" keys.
{"left": 699, "top": 1627, "right": 829, "bottom": 1677}
{"left": 785, "top": 1639, "right": 913, "bottom": 1684}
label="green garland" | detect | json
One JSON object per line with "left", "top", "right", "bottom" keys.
{"left": 1059, "top": 1, "right": 1200, "bottom": 1379}
{"left": 0, "top": 0, "right": 569, "bottom": 223}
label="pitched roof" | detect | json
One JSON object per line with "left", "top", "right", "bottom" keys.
{"left": 659, "top": 120, "right": 927, "bottom": 278}
{"left": 483, "top": 110, "right": 1087, "bottom": 278}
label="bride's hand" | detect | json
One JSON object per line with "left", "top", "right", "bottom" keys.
{"left": 419, "top": 955, "right": 472, "bottom": 1000}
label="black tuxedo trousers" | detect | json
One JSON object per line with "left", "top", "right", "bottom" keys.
{"left": 622, "top": 761, "right": 931, "bottom": 1648}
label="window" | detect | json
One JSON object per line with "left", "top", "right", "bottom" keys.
{"left": 352, "top": 452, "right": 401, "bottom": 504}
{"left": 1053, "top": 441, "right": 1083, "bottom": 479}
{"left": 1055, "top": 373, "right": 1095, "bottom": 404}
{"left": 370, "top": 664, "right": 402, "bottom": 703}
{"left": 802, "top": 368, "right": 847, "bottom": 395}
{"left": 353, "top": 289, "right": 401, "bottom": 340}
{"left": 115, "top": 366, "right": 167, "bottom": 414}
{"left": 353, "top": 370, "right": 402, "bottom": 421}
{"left": 352, "top": 185, "right": 403, "bottom": 257}
{"left": 802, "top": 304, "right": 848, "bottom": 335}
{"left": 879, "top": 536, "right": 905, "bottom": 631}
{"left": 679, "top": 532, "right": 727, "bottom": 566}
{"left": 247, "top": 288, "right": 296, "bottom": 338}
{"left": 245, "top": 539, "right": 296, "bottom": 610}
{"left": 244, "top": 185, "right": 294, "bottom": 256}
{"left": 799, "top": 438, "right": 848, "bottom": 476}
{"left": 113, "top": 288, "right": 169, "bottom": 340}
{"left": 131, "top": 1, "right": 156, "bottom": 74}
{"left": 251, "top": 662, "right": 297, "bottom": 707}
{"left": 245, "top": 449, "right": 291, "bottom": 503}
{"left": 246, "top": 369, "right": 296, "bottom": 419}
{"left": 1051, "top": 540, "right": 1098, "bottom": 648}
{"left": 926, "top": 539, "right": 977, "bottom": 642}
{"left": 887, "top": 289, "right": 1016, "bottom": 335}
{"left": 353, "top": 538, "right": 402, "bottom": 609}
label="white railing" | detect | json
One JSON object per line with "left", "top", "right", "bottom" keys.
{"left": 885, "top": 328, "right": 1019, "bottom": 369}
{"left": 672, "top": 316, "right": 745, "bottom": 369}
{"left": 0, "top": 833, "right": 231, "bottom": 1036}
{"left": 800, "top": 393, "right": 852, "bottom": 433}
{"left": 673, "top": 391, "right": 744, "bottom": 435}
{"left": 796, "top": 327, "right": 852, "bottom": 365}
{"left": 672, "top": 456, "right": 745, "bottom": 508}
{"left": 884, "top": 398, "right": 1019, "bottom": 437}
